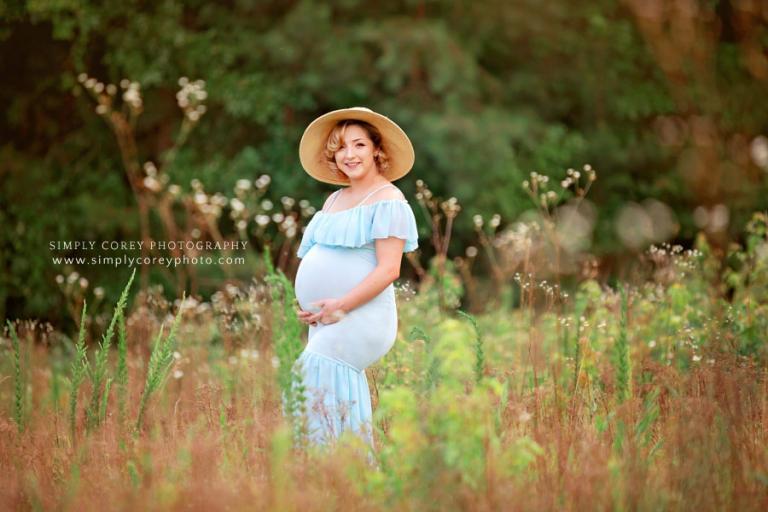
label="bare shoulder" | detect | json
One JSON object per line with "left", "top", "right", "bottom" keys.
{"left": 321, "top": 189, "right": 343, "bottom": 210}
{"left": 370, "top": 184, "right": 406, "bottom": 202}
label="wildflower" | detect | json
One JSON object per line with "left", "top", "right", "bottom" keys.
{"left": 123, "top": 85, "right": 142, "bottom": 110}
{"left": 143, "top": 161, "right": 157, "bottom": 176}
{"left": 465, "top": 246, "right": 478, "bottom": 258}
{"left": 55, "top": 275, "right": 64, "bottom": 285}
{"left": 692, "top": 354, "right": 702, "bottom": 362}
{"left": 255, "top": 214, "right": 270, "bottom": 227}
{"left": 750, "top": 135, "right": 768, "bottom": 170}
{"left": 648, "top": 340, "right": 656, "bottom": 348}
{"left": 173, "top": 351, "right": 182, "bottom": 360}
{"left": 519, "top": 410, "right": 532, "bottom": 423}
{"left": 94, "top": 287, "right": 104, "bottom": 299}
{"left": 225, "top": 284, "right": 240, "bottom": 298}
{"left": 230, "top": 198, "right": 245, "bottom": 213}
{"left": 173, "top": 370, "right": 184, "bottom": 379}
{"left": 271, "top": 356, "right": 280, "bottom": 369}
{"left": 473, "top": 214, "right": 483, "bottom": 228}
{"left": 143, "top": 176, "right": 162, "bottom": 192}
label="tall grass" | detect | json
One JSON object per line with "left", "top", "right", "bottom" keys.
{"left": 85, "top": 268, "right": 136, "bottom": 430}
{"left": 614, "top": 284, "right": 632, "bottom": 404}
{"left": 264, "top": 245, "right": 306, "bottom": 445}
{"left": 115, "top": 308, "right": 129, "bottom": 429}
{"left": 3, "top": 180, "right": 768, "bottom": 510}
{"left": 6, "top": 320, "right": 24, "bottom": 433}
{"left": 457, "top": 309, "right": 485, "bottom": 384}
{"left": 135, "top": 294, "right": 184, "bottom": 432}
{"left": 68, "top": 303, "right": 89, "bottom": 442}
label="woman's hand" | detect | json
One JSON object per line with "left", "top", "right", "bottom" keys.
{"left": 297, "top": 298, "right": 347, "bottom": 326}
{"left": 296, "top": 309, "right": 317, "bottom": 326}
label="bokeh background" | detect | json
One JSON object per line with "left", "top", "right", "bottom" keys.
{"left": 2, "top": 0, "right": 767, "bottom": 327}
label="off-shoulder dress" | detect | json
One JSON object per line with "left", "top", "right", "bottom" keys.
{"left": 290, "top": 183, "right": 419, "bottom": 450}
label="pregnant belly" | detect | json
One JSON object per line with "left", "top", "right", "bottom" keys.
{"left": 294, "top": 244, "right": 398, "bottom": 370}
{"left": 295, "top": 244, "right": 378, "bottom": 313}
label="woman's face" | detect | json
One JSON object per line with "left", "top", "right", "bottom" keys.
{"left": 334, "top": 124, "right": 378, "bottom": 180}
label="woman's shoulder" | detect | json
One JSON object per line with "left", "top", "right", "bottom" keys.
{"left": 320, "top": 189, "right": 342, "bottom": 211}
{"left": 371, "top": 184, "right": 406, "bottom": 201}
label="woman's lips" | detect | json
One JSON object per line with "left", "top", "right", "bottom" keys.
{"left": 344, "top": 162, "right": 360, "bottom": 169}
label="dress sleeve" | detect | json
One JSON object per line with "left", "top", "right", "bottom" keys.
{"left": 296, "top": 216, "right": 317, "bottom": 259}
{"left": 369, "top": 200, "right": 420, "bottom": 253}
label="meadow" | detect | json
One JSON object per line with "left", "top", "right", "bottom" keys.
{"left": 2, "top": 178, "right": 768, "bottom": 511}
{"left": 4, "top": 3, "right": 768, "bottom": 510}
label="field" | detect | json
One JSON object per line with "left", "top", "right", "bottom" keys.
{"left": 3, "top": 209, "right": 768, "bottom": 511}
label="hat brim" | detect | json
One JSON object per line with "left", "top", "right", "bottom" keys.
{"left": 299, "top": 107, "right": 415, "bottom": 186}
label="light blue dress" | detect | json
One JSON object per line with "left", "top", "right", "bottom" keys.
{"left": 290, "top": 183, "right": 419, "bottom": 450}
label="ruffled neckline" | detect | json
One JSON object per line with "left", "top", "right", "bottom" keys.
{"left": 297, "top": 198, "right": 419, "bottom": 258}
{"left": 316, "top": 199, "right": 410, "bottom": 216}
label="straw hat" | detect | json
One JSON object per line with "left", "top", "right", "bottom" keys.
{"left": 299, "top": 107, "right": 415, "bottom": 186}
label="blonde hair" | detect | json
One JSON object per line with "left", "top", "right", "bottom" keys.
{"left": 323, "top": 120, "right": 391, "bottom": 179}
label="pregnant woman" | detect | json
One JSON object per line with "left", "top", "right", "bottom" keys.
{"left": 291, "top": 107, "right": 419, "bottom": 452}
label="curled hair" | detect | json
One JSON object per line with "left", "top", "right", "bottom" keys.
{"left": 323, "top": 120, "right": 391, "bottom": 178}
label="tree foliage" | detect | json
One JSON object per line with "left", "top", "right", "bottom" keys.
{"left": 1, "top": 0, "right": 767, "bottom": 323}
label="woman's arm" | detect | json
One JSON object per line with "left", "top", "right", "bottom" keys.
{"left": 304, "top": 236, "right": 405, "bottom": 324}
{"left": 340, "top": 236, "right": 405, "bottom": 312}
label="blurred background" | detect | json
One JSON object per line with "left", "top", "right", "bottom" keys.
{"left": 1, "top": 0, "right": 767, "bottom": 328}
